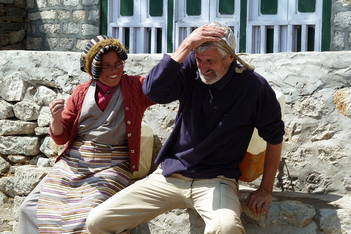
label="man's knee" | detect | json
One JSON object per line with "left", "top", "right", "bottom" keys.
{"left": 86, "top": 207, "right": 104, "bottom": 233}
{"left": 205, "top": 223, "right": 245, "bottom": 234}
{"left": 205, "top": 215, "right": 245, "bottom": 234}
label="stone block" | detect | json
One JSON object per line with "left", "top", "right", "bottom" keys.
{"left": 36, "top": 0, "right": 47, "bottom": 8}
{"left": 334, "top": 87, "right": 351, "bottom": 117}
{"left": 37, "top": 107, "right": 51, "bottom": 127}
{"left": 0, "top": 73, "right": 27, "bottom": 102}
{"left": 12, "top": 165, "right": 47, "bottom": 196}
{"left": 334, "top": 11, "right": 351, "bottom": 28}
{"left": 26, "top": 0, "right": 35, "bottom": 8}
{"left": 88, "top": 10, "right": 99, "bottom": 21}
{"left": 8, "top": 29, "right": 25, "bottom": 44}
{"left": 82, "top": 0, "right": 98, "bottom": 6}
{"left": 26, "top": 37, "right": 42, "bottom": 50}
{"left": 28, "top": 12, "right": 41, "bottom": 21}
{"left": 76, "top": 39, "right": 90, "bottom": 50}
{"left": 57, "top": 10, "right": 71, "bottom": 19}
{"left": 0, "top": 191, "right": 7, "bottom": 205}
{"left": 14, "top": 0, "right": 26, "bottom": 8}
{"left": 0, "top": 33, "right": 9, "bottom": 46}
{"left": 73, "top": 10, "right": 86, "bottom": 22}
{"left": 81, "top": 24, "right": 98, "bottom": 36}
{"left": 47, "top": 0, "right": 60, "bottom": 7}
{"left": 33, "top": 86, "right": 57, "bottom": 106}
{"left": 63, "top": 0, "right": 79, "bottom": 6}
{"left": 0, "top": 100, "right": 14, "bottom": 119}
{"left": 333, "top": 31, "right": 345, "bottom": 49}
{"left": 320, "top": 208, "right": 351, "bottom": 234}
{"left": 62, "top": 22, "right": 80, "bottom": 34}
{"left": 0, "top": 177, "right": 15, "bottom": 197}
{"left": 40, "top": 136, "right": 64, "bottom": 157}
{"left": 40, "top": 24, "right": 60, "bottom": 34}
{"left": 0, "top": 136, "right": 40, "bottom": 156}
{"left": 0, "top": 120, "right": 37, "bottom": 135}
{"left": 13, "top": 101, "right": 40, "bottom": 121}
{"left": 7, "top": 155, "right": 27, "bottom": 164}
{"left": 34, "top": 127, "right": 48, "bottom": 135}
{"left": 40, "top": 10, "right": 56, "bottom": 20}
{"left": 0, "top": 156, "right": 10, "bottom": 175}
{"left": 0, "top": 0, "right": 13, "bottom": 4}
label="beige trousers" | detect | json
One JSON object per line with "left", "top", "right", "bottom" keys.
{"left": 87, "top": 168, "right": 245, "bottom": 234}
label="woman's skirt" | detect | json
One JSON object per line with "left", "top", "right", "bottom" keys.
{"left": 37, "top": 141, "right": 131, "bottom": 233}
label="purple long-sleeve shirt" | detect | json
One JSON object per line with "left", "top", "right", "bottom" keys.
{"left": 143, "top": 53, "right": 285, "bottom": 179}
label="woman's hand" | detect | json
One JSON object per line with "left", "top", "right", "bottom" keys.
{"left": 49, "top": 99, "right": 65, "bottom": 135}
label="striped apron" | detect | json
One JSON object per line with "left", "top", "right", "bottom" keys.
{"left": 37, "top": 141, "right": 131, "bottom": 234}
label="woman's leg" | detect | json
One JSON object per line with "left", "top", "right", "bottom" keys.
{"left": 18, "top": 178, "right": 45, "bottom": 234}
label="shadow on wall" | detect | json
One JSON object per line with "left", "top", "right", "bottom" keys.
{"left": 25, "top": 0, "right": 100, "bottom": 51}
{"left": 0, "top": 0, "right": 26, "bottom": 50}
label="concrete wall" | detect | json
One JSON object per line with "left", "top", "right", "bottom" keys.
{"left": 0, "top": 0, "right": 26, "bottom": 50}
{"left": 0, "top": 51, "right": 350, "bottom": 233}
{"left": 26, "top": 0, "right": 100, "bottom": 51}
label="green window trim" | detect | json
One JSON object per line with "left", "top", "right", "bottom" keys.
{"left": 100, "top": 0, "right": 108, "bottom": 35}
{"left": 261, "top": 0, "right": 277, "bottom": 15}
{"left": 186, "top": 0, "right": 201, "bottom": 16}
{"left": 167, "top": 0, "right": 174, "bottom": 52}
{"left": 298, "top": 0, "right": 316, "bottom": 13}
{"left": 321, "top": 0, "right": 331, "bottom": 51}
{"left": 219, "top": 0, "right": 235, "bottom": 15}
{"left": 150, "top": 0, "right": 163, "bottom": 16}
{"left": 239, "top": 0, "right": 247, "bottom": 52}
{"left": 120, "top": 0, "right": 134, "bottom": 16}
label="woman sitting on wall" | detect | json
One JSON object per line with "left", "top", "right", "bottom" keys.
{"left": 18, "top": 35, "right": 154, "bottom": 233}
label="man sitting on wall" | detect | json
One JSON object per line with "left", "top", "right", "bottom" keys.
{"left": 87, "top": 22, "right": 285, "bottom": 234}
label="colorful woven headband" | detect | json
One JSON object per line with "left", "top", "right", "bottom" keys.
{"left": 80, "top": 35, "right": 128, "bottom": 80}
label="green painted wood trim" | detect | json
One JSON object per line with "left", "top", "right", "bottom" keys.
{"left": 239, "top": 0, "right": 247, "bottom": 52}
{"left": 100, "top": 0, "right": 108, "bottom": 35}
{"left": 219, "top": 0, "right": 235, "bottom": 15}
{"left": 186, "top": 0, "right": 201, "bottom": 16}
{"left": 321, "top": 0, "right": 331, "bottom": 51}
{"left": 150, "top": 0, "right": 163, "bottom": 16}
{"left": 261, "top": 0, "right": 277, "bottom": 15}
{"left": 298, "top": 0, "right": 316, "bottom": 13}
{"left": 167, "top": 0, "right": 174, "bottom": 52}
{"left": 120, "top": 0, "right": 133, "bottom": 16}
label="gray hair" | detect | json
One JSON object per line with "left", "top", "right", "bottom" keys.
{"left": 195, "top": 22, "right": 255, "bottom": 72}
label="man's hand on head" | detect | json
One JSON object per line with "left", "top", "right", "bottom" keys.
{"left": 184, "top": 24, "right": 226, "bottom": 49}
{"left": 171, "top": 24, "right": 226, "bottom": 63}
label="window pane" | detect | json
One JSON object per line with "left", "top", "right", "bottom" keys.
{"left": 266, "top": 27, "right": 274, "bottom": 53}
{"left": 261, "top": 0, "right": 277, "bottom": 15}
{"left": 186, "top": 0, "right": 201, "bottom": 16}
{"left": 150, "top": 0, "right": 163, "bottom": 16}
{"left": 219, "top": 0, "right": 235, "bottom": 15}
{"left": 298, "top": 0, "right": 316, "bottom": 13}
{"left": 307, "top": 26, "right": 315, "bottom": 51}
{"left": 120, "top": 0, "right": 133, "bottom": 16}
{"left": 296, "top": 26, "right": 301, "bottom": 52}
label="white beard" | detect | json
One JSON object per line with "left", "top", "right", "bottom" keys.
{"left": 198, "top": 70, "right": 222, "bottom": 85}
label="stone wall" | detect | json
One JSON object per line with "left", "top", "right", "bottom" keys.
{"left": 332, "top": 0, "right": 351, "bottom": 50}
{"left": 0, "top": 50, "right": 350, "bottom": 233}
{"left": 26, "top": 0, "right": 100, "bottom": 51}
{"left": 0, "top": 0, "right": 26, "bottom": 50}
